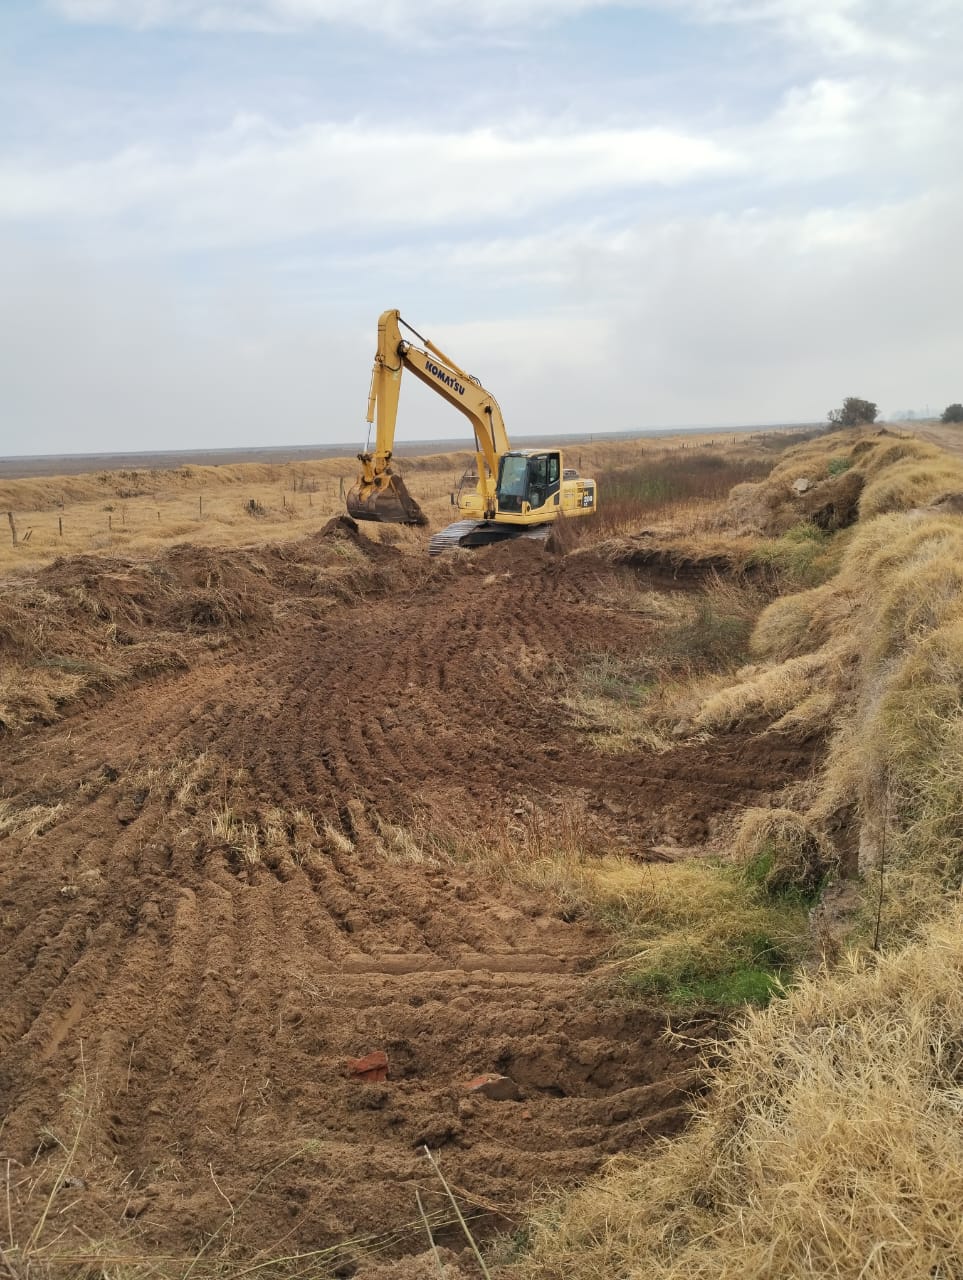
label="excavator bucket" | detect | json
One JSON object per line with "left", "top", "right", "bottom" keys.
{"left": 345, "top": 473, "right": 428, "bottom": 526}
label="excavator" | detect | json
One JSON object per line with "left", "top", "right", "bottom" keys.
{"left": 346, "top": 309, "right": 597, "bottom": 554}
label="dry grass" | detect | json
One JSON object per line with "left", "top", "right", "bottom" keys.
{"left": 0, "top": 429, "right": 790, "bottom": 575}
{"left": 0, "top": 798, "right": 65, "bottom": 838}
{"left": 561, "top": 651, "right": 673, "bottom": 754}
{"left": 575, "top": 450, "right": 776, "bottom": 540}
{"left": 634, "top": 431, "right": 963, "bottom": 935}
{"left": 722, "top": 427, "right": 963, "bottom": 539}
{"left": 373, "top": 800, "right": 809, "bottom": 1008}
{"left": 561, "top": 572, "right": 770, "bottom": 752}
{"left": 394, "top": 798, "right": 607, "bottom": 916}
{"left": 696, "top": 508, "right": 963, "bottom": 907}
{"left": 731, "top": 806, "right": 835, "bottom": 895}
{"left": 515, "top": 903, "right": 963, "bottom": 1280}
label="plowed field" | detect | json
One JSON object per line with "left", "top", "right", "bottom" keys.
{"left": 0, "top": 526, "right": 811, "bottom": 1275}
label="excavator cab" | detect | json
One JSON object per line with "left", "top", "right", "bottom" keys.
{"left": 496, "top": 451, "right": 562, "bottom": 515}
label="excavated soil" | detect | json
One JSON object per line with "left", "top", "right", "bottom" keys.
{"left": 0, "top": 529, "right": 814, "bottom": 1274}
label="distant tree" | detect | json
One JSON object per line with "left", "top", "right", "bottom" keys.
{"left": 941, "top": 403, "right": 963, "bottom": 424}
{"left": 828, "top": 397, "right": 878, "bottom": 427}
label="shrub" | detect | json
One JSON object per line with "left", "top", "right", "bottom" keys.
{"left": 826, "top": 455, "right": 853, "bottom": 476}
{"left": 828, "top": 397, "right": 878, "bottom": 427}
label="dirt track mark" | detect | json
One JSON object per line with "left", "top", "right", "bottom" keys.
{"left": 0, "top": 537, "right": 808, "bottom": 1266}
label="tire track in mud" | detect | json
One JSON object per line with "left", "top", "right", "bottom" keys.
{"left": 0, "top": 537, "right": 810, "bottom": 1266}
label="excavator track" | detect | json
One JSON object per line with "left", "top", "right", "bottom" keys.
{"left": 428, "top": 519, "right": 551, "bottom": 556}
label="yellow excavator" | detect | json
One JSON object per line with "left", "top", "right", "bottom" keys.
{"left": 346, "top": 309, "right": 597, "bottom": 553}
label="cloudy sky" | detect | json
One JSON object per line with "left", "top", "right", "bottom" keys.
{"left": 1, "top": 0, "right": 960, "bottom": 454}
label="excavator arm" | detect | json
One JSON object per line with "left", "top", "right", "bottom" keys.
{"left": 348, "top": 309, "right": 510, "bottom": 524}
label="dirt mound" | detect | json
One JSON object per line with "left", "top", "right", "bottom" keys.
{"left": 0, "top": 533, "right": 423, "bottom": 735}
{"left": 0, "top": 537, "right": 813, "bottom": 1270}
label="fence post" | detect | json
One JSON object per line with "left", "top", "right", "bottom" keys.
{"left": 59, "top": 516, "right": 63, "bottom": 537}
{"left": 7, "top": 512, "right": 16, "bottom": 545}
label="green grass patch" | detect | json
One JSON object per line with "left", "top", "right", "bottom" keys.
{"left": 624, "top": 957, "right": 785, "bottom": 1007}
{"left": 585, "top": 859, "right": 810, "bottom": 1010}
{"left": 618, "top": 919, "right": 795, "bottom": 1009}
{"left": 577, "top": 652, "right": 654, "bottom": 707}
{"left": 741, "top": 843, "right": 827, "bottom": 907}
{"left": 750, "top": 522, "right": 845, "bottom": 589}
{"left": 827, "top": 455, "right": 854, "bottom": 477}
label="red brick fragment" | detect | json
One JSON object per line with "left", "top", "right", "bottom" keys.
{"left": 465, "top": 1073, "right": 523, "bottom": 1101}
{"left": 348, "top": 1050, "right": 389, "bottom": 1083}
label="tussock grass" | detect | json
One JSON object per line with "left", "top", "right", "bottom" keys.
{"left": 724, "top": 427, "right": 963, "bottom": 539}
{"left": 732, "top": 806, "right": 835, "bottom": 896}
{"left": 693, "top": 646, "right": 845, "bottom": 735}
{"left": 517, "top": 904, "right": 963, "bottom": 1280}
{"left": 640, "top": 427, "right": 963, "bottom": 930}
{"left": 746, "top": 520, "right": 844, "bottom": 588}
{"left": 860, "top": 456, "right": 963, "bottom": 517}
{"left": 704, "top": 509, "right": 963, "bottom": 904}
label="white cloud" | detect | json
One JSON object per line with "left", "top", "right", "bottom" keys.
{"left": 3, "top": 69, "right": 955, "bottom": 254}
{"left": 53, "top": 0, "right": 961, "bottom": 61}
{"left": 8, "top": 0, "right": 957, "bottom": 452}
{"left": 679, "top": 0, "right": 915, "bottom": 59}
{"left": 0, "top": 119, "right": 742, "bottom": 249}
{"left": 3, "top": 187, "right": 959, "bottom": 453}
{"left": 751, "top": 77, "right": 960, "bottom": 185}
{"left": 54, "top": 0, "right": 617, "bottom": 34}
{"left": 368, "top": 187, "right": 963, "bottom": 432}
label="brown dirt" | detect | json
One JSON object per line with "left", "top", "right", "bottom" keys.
{"left": 0, "top": 530, "right": 814, "bottom": 1274}
{"left": 913, "top": 422, "right": 963, "bottom": 460}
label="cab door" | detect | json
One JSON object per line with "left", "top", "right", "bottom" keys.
{"left": 528, "top": 452, "right": 561, "bottom": 511}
